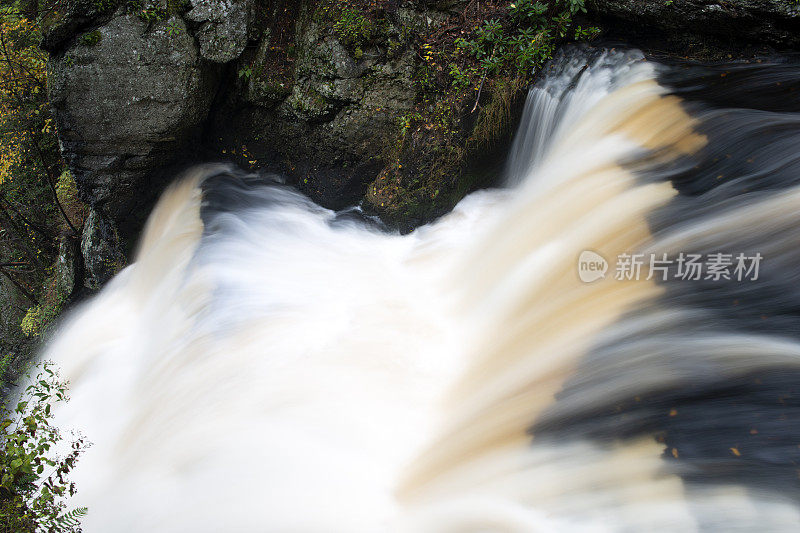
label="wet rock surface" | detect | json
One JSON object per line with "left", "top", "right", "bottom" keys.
{"left": 81, "top": 209, "right": 125, "bottom": 289}
{"left": 43, "top": 0, "right": 800, "bottom": 247}
{"left": 211, "top": 1, "right": 425, "bottom": 210}
{"left": 589, "top": 0, "right": 800, "bottom": 50}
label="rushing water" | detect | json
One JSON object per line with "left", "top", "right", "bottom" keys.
{"left": 45, "top": 47, "right": 800, "bottom": 531}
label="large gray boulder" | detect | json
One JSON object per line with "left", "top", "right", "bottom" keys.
{"left": 47, "top": 8, "right": 219, "bottom": 237}
{"left": 186, "top": 0, "right": 253, "bottom": 63}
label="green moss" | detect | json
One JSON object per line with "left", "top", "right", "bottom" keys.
{"left": 0, "top": 353, "right": 16, "bottom": 390}
{"left": 333, "top": 6, "right": 372, "bottom": 48}
{"left": 255, "top": 79, "right": 291, "bottom": 101}
{"left": 368, "top": 105, "right": 471, "bottom": 230}
{"left": 20, "top": 300, "right": 61, "bottom": 337}
{"left": 55, "top": 170, "right": 76, "bottom": 205}
{"left": 291, "top": 85, "right": 329, "bottom": 116}
{"left": 387, "top": 39, "right": 402, "bottom": 59}
{"left": 55, "top": 170, "right": 88, "bottom": 230}
{"left": 166, "top": 0, "right": 192, "bottom": 13}
{"left": 93, "top": 0, "right": 118, "bottom": 13}
{"left": 79, "top": 30, "right": 102, "bottom": 46}
{"left": 19, "top": 278, "right": 65, "bottom": 337}
{"left": 102, "top": 254, "right": 125, "bottom": 277}
{"left": 18, "top": 233, "right": 82, "bottom": 337}
{"left": 368, "top": 70, "right": 525, "bottom": 229}
{"left": 314, "top": 1, "right": 384, "bottom": 55}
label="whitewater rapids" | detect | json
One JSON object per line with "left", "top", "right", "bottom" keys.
{"left": 43, "top": 47, "right": 800, "bottom": 531}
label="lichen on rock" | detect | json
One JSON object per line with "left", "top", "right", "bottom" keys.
{"left": 186, "top": 0, "right": 253, "bottom": 63}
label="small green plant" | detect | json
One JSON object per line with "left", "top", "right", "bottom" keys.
{"left": 332, "top": 6, "right": 372, "bottom": 49}
{"left": 387, "top": 39, "right": 401, "bottom": 56}
{"left": 508, "top": 0, "right": 548, "bottom": 22}
{"left": 398, "top": 112, "right": 423, "bottom": 132}
{"left": 455, "top": 0, "right": 597, "bottom": 77}
{"left": 414, "top": 42, "right": 438, "bottom": 91}
{"left": 92, "top": 0, "right": 117, "bottom": 13}
{"left": 138, "top": 6, "right": 166, "bottom": 23}
{"left": 79, "top": 31, "right": 101, "bottom": 46}
{"left": 238, "top": 66, "right": 253, "bottom": 80}
{"left": 165, "top": 19, "right": 182, "bottom": 36}
{"left": 574, "top": 25, "right": 601, "bottom": 40}
{"left": 0, "top": 362, "right": 87, "bottom": 532}
{"left": 563, "top": 0, "right": 588, "bottom": 14}
{"left": 127, "top": 1, "right": 167, "bottom": 23}
{"left": 449, "top": 63, "right": 476, "bottom": 92}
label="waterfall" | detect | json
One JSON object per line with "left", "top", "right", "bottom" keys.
{"left": 44, "top": 47, "right": 800, "bottom": 531}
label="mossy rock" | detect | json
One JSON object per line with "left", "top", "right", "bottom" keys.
{"left": 79, "top": 30, "right": 102, "bottom": 46}
{"left": 366, "top": 76, "right": 527, "bottom": 231}
{"left": 288, "top": 84, "right": 338, "bottom": 122}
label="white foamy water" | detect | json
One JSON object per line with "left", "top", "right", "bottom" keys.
{"left": 43, "top": 48, "right": 800, "bottom": 531}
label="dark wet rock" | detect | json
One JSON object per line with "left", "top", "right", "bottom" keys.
{"left": 40, "top": 0, "right": 117, "bottom": 53}
{"left": 81, "top": 209, "right": 126, "bottom": 289}
{"left": 212, "top": 0, "right": 424, "bottom": 210}
{"left": 42, "top": 0, "right": 800, "bottom": 251}
{"left": 56, "top": 235, "right": 82, "bottom": 299}
{"left": 589, "top": 0, "right": 800, "bottom": 49}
